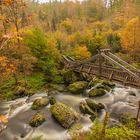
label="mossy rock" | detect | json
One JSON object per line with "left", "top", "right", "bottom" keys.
{"left": 88, "top": 88, "right": 106, "bottom": 97}
{"left": 98, "top": 103, "right": 105, "bottom": 110}
{"left": 29, "top": 112, "right": 45, "bottom": 127}
{"left": 68, "top": 81, "right": 88, "bottom": 94}
{"left": 86, "top": 98, "right": 105, "bottom": 110}
{"left": 62, "top": 70, "right": 80, "bottom": 84}
{"left": 49, "top": 84, "right": 66, "bottom": 92}
{"left": 14, "top": 86, "right": 26, "bottom": 97}
{"left": 79, "top": 101, "right": 95, "bottom": 115}
{"left": 96, "top": 84, "right": 111, "bottom": 92}
{"left": 51, "top": 102, "right": 80, "bottom": 128}
{"left": 49, "top": 97, "right": 56, "bottom": 105}
{"left": 48, "top": 90, "right": 60, "bottom": 96}
{"left": 31, "top": 98, "right": 49, "bottom": 110}
{"left": 89, "top": 79, "right": 102, "bottom": 87}
{"left": 102, "top": 80, "right": 115, "bottom": 88}
{"left": 25, "top": 90, "right": 35, "bottom": 96}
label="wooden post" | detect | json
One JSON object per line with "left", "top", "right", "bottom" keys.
{"left": 136, "top": 101, "right": 140, "bottom": 123}
{"left": 99, "top": 51, "right": 102, "bottom": 76}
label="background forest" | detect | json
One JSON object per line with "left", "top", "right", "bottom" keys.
{"left": 0, "top": 0, "right": 140, "bottom": 99}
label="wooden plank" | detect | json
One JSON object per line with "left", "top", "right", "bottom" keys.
{"left": 108, "top": 52, "right": 140, "bottom": 74}
{"left": 101, "top": 53, "right": 140, "bottom": 81}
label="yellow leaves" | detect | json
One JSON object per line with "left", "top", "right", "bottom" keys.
{"left": 93, "top": 21, "right": 105, "bottom": 31}
{"left": 121, "top": 17, "right": 140, "bottom": 55}
{"left": 73, "top": 45, "right": 91, "bottom": 60}
{"left": 0, "top": 115, "right": 8, "bottom": 123}
{"left": 60, "top": 18, "right": 73, "bottom": 33}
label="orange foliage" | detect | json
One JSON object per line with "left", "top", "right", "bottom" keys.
{"left": 0, "top": 115, "right": 8, "bottom": 123}
{"left": 121, "top": 17, "right": 140, "bottom": 56}
{"left": 73, "top": 45, "right": 91, "bottom": 60}
{"left": 0, "top": 56, "right": 16, "bottom": 79}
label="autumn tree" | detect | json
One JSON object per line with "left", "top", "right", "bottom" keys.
{"left": 121, "top": 17, "right": 140, "bottom": 57}
{"left": 72, "top": 45, "right": 91, "bottom": 60}
{"left": 0, "top": 56, "right": 16, "bottom": 83}
{"left": 24, "top": 28, "right": 61, "bottom": 79}
{"left": 107, "top": 30, "right": 121, "bottom": 53}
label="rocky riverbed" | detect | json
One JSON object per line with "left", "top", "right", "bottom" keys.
{"left": 0, "top": 82, "right": 140, "bottom": 140}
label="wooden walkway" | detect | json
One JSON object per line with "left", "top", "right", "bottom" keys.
{"left": 63, "top": 49, "right": 140, "bottom": 88}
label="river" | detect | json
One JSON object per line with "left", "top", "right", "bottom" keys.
{"left": 0, "top": 84, "right": 140, "bottom": 140}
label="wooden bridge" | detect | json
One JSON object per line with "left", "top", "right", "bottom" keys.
{"left": 63, "top": 49, "right": 140, "bottom": 88}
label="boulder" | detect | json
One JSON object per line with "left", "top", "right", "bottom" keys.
{"left": 129, "top": 91, "right": 136, "bottom": 96}
{"left": 98, "top": 103, "right": 105, "bottom": 110}
{"left": 88, "top": 88, "right": 106, "bottom": 97}
{"left": 29, "top": 112, "right": 45, "bottom": 127}
{"left": 49, "top": 97, "right": 57, "bottom": 105}
{"left": 79, "top": 102, "right": 95, "bottom": 115}
{"left": 86, "top": 99, "right": 105, "bottom": 110}
{"left": 62, "top": 70, "right": 80, "bottom": 84}
{"left": 68, "top": 81, "right": 88, "bottom": 94}
{"left": 51, "top": 102, "right": 80, "bottom": 128}
{"left": 89, "top": 79, "right": 101, "bottom": 87}
{"left": 97, "top": 84, "right": 111, "bottom": 92}
{"left": 86, "top": 99, "right": 100, "bottom": 111}
{"left": 48, "top": 90, "right": 60, "bottom": 96}
{"left": 25, "top": 90, "right": 35, "bottom": 96}
{"left": 14, "top": 86, "right": 26, "bottom": 97}
{"left": 102, "top": 80, "right": 115, "bottom": 88}
{"left": 31, "top": 98, "right": 49, "bottom": 110}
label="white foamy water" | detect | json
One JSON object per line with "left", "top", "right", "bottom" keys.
{"left": 0, "top": 84, "right": 140, "bottom": 140}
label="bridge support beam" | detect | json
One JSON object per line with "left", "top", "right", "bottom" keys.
{"left": 99, "top": 53, "right": 103, "bottom": 77}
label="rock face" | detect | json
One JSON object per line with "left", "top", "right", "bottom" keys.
{"left": 29, "top": 112, "right": 45, "bottom": 127}
{"left": 51, "top": 102, "right": 80, "bottom": 128}
{"left": 68, "top": 81, "right": 88, "bottom": 94}
{"left": 88, "top": 88, "right": 106, "bottom": 97}
{"left": 31, "top": 98, "right": 49, "bottom": 110}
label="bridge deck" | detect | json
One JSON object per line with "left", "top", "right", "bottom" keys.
{"left": 63, "top": 50, "right": 140, "bottom": 88}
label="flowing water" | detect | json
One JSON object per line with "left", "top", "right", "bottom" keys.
{"left": 0, "top": 84, "right": 140, "bottom": 140}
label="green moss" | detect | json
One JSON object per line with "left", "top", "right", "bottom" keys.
{"left": 48, "top": 84, "right": 66, "bottom": 92}
{"left": 89, "top": 79, "right": 101, "bottom": 87}
{"left": 29, "top": 112, "right": 45, "bottom": 127}
{"left": 62, "top": 69, "right": 80, "bottom": 84}
{"left": 86, "top": 99, "right": 100, "bottom": 111}
{"left": 79, "top": 101, "right": 95, "bottom": 115}
{"left": 31, "top": 98, "right": 49, "bottom": 110}
{"left": 0, "top": 73, "right": 47, "bottom": 100}
{"left": 30, "top": 135, "right": 43, "bottom": 140}
{"left": 14, "top": 86, "right": 26, "bottom": 97}
{"left": 52, "top": 75, "right": 64, "bottom": 84}
{"left": 51, "top": 102, "right": 80, "bottom": 128}
{"left": 49, "top": 97, "right": 56, "bottom": 105}
{"left": 69, "top": 123, "right": 83, "bottom": 137}
{"left": 26, "top": 73, "right": 47, "bottom": 90}
{"left": 68, "top": 81, "right": 88, "bottom": 94}
{"left": 4, "top": 91, "right": 15, "bottom": 100}
{"left": 88, "top": 89, "right": 106, "bottom": 97}
{"left": 102, "top": 80, "right": 115, "bottom": 88}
